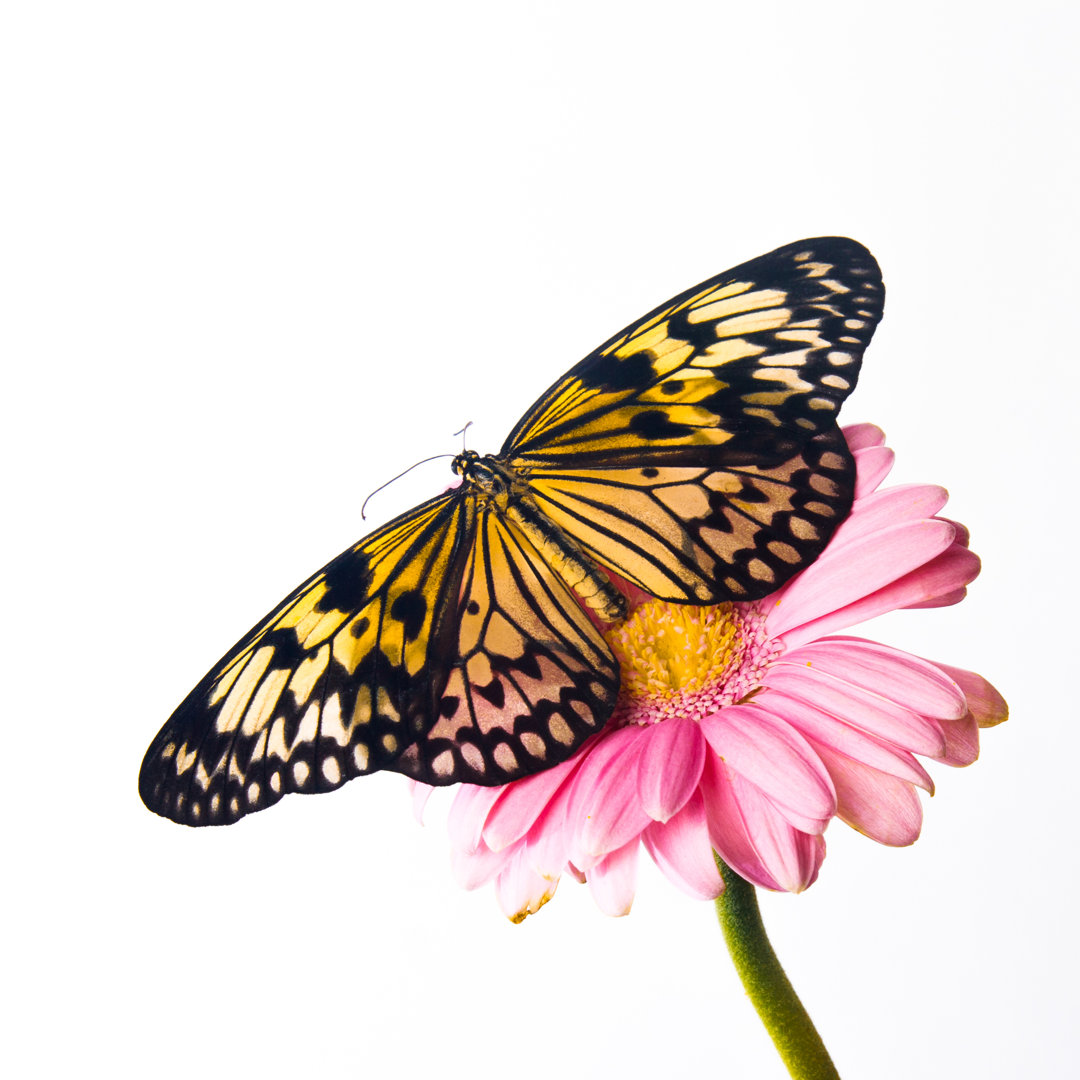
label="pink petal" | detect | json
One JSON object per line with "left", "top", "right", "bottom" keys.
{"left": 904, "top": 587, "right": 968, "bottom": 609}
{"left": 566, "top": 725, "right": 652, "bottom": 865}
{"left": 700, "top": 753, "right": 782, "bottom": 890}
{"left": 827, "top": 485, "right": 949, "bottom": 554}
{"left": 481, "top": 751, "right": 582, "bottom": 852}
{"left": 641, "top": 791, "right": 724, "bottom": 900}
{"left": 764, "top": 662, "right": 946, "bottom": 756}
{"left": 756, "top": 690, "right": 934, "bottom": 791}
{"left": 494, "top": 845, "right": 560, "bottom": 922}
{"left": 841, "top": 422, "right": 886, "bottom": 451}
{"left": 939, "top": 713, "right": 980, "bottom": 767}
{"left": 520, "top": 797, "right": 574, "bottom": 880}
{"left": 450, "top": 837, "right": 512, "bottom": 889}
{"left": 587, "top": 839, "right": 640, "bottom": 916}
{"left": 788, "top": 638, "right": 967, "bottom": 720}
{"left": 852, "top": 445, "right": 895, "bottom": 497}
{"left": 447, "top": 785, "right": 503, "bottom": 854}
{"left": 699, "top": 704, "right": 835, "bottom": 833}
{"left": 934, "top": 518, "right": 969, "bottom": 547}
{"left": 931, "top": 663, "right": 1009, "bottom": 728}
{"left": 813, "top": 742, "right": 923, "bottom": 846}
{"left": 636, "top": 717, "right": 707, "bottom": 823}
{"left": 767, "top": 519, "right": 958, "bottom": 638}
{"left": 407, "top": 780, "right": 434, "bottom": 824}
{"left": 701, "top": 752, "right": 823, "bottom": 893}
{"left": 775, "top": 543, "right": 981, "bottom": 650}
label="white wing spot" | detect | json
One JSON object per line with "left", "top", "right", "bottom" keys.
{"left": 462, "top": 743, "right": 485, "bottom": 772}
{"left": 789, "top": 518, "right": 820, "bottom": 541}
{"left": 322, "top": 757, "right": 341, "bottom": 785}
{"left": 548, "top": 715, "right": 574, "bottom": 746}
{"left": 321, "top": 693, "right": 348, "bottom": 746}
{"left": 768, "top": 541, "right": 801, "bottom": 563}
{"left": 176, "top": 745, "right": 197, "bottom": 776}
{"left": 827, "top": 351, "right": 854, "bottom": 366}
{"left": 520, "top": 732, "right": 546, "bottom": 759}
{"left": 494, "top": 744, "right": 519, "bottom": 772}
{"left": 353, "top": 744, "right": 370, "bottom": 771}
{"left": 810, "top": 474, "right": 840, "bottom": 496}
{"left": 293, "top": 761, "right": 310, "bottom": 786}
{"left": 747, "top": 558, "right": 776, "bottom": 583}
{"left": 247, "top": 782, "right": 260, "bottom": 804}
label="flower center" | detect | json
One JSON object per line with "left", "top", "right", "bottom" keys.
{"left": 604, "top": 600, "right": 778, "bottom": 726}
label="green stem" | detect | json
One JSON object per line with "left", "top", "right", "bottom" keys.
{"left": 713, "top": 856, "right": 840, "bottom": 1080}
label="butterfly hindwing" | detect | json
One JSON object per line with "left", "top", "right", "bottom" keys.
{"left": 139, "top": 492, "right": 471, "bottom": 825}
{"left": 524, "top": 425, "right": 855, "bottom": 601}
{"left": 395, "top": 504, "right": 619, "bottom": 785}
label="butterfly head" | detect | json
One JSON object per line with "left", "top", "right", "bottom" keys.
{"left": 451, "top": 449, "right": 480, "bottom": 477}
{"left": 453, "top": 450, "right": 519, "bottom": 501}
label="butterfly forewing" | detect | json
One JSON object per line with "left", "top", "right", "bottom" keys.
{"left": 504, "top": 237, "right": 883, "bottom": 466}
{"left": 139, "top": 492, "right": 470, "bottom": 825}
{"left": 394, "top": 505, "right": 619, "bottom": 785}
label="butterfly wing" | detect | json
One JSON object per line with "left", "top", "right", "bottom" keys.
{"left": 139, "top": 491, "right": 472, "bottom": 825}
{"left": 523, "top": 425, "right": 855, "bottom": 602}
{"left": 395, "top": 502, "right": 618, "bottom": 785}
{"left": 140, "top": 490, "right": 620, "bottom": 823}
{"left": 503, "top": 237, "right": 883, "bottom": 601}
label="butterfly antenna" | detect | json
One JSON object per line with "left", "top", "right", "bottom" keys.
{"left": 452, "top": 421, "right": 473, "bottom": 449}
{"left": 361, "top": 453, "right": 457, "bottom": 520}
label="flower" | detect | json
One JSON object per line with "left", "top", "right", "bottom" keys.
{"left": 428, "top": 425, "right": 1007, "bottom": 921}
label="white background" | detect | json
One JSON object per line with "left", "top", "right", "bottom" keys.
{"left": 4, "top": 2, "right": 1077, "bottom": 1077}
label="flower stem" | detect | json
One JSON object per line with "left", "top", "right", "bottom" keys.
{"left": 713, "top": 856, "right": 839, "bottom": 1080}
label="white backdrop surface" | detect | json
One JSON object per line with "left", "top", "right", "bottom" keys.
{"left": 4, "top": 3, "right": 1076, "bottom": 1078}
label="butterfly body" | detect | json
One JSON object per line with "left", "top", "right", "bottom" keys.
{"left": 140, "top": 237, "right": 884, "bottom": 826}
{"left": 454, "top": 449, "right": 630, "bottom": 623}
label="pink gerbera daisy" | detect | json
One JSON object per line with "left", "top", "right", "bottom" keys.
{"left": 433, "top": 424, "right": 1007, "bottom": 921}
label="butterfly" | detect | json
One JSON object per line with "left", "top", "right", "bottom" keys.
{"left": 140, "top": 237, "right": 884, "bottom": 827}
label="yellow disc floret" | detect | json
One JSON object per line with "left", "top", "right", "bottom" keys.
{"left": 604, "top": 600, "right": 778, "bottom": 726}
